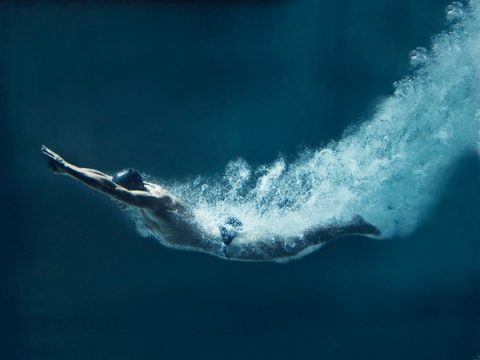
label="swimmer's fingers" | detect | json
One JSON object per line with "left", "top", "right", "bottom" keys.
{"left": 41, "top": 145, "right": 68, "bottom": 174}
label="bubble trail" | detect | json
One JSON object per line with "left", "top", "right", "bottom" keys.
{"left": 409, "top": 47, "right": 429, "bottom": 68}
{"left": 150, "top": 1, "right": 480, "bottom": 244}
{"left": 446, "top": 1, "right": 465, "bottom": 22}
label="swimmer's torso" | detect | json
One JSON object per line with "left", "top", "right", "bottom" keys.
{"left": 140, "top": 183, "right": 328, "bottom": 261}
{"left": 140, "top": 183, "right": 226, "bottom": 257}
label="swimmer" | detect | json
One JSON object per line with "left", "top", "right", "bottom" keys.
{"left": 41, "top": 145, "right": 381, "bottom": 262}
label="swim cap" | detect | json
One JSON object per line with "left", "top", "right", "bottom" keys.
{"left": 112, "top": 168, "right": 146, "bottom": 191}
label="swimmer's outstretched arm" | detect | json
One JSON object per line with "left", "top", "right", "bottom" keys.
{"left": 41, "top": 145, "right": 175, "bottom": 211}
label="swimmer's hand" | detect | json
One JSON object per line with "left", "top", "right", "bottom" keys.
{"left": 41, "top": 145, "right": 68, "bottom": 174}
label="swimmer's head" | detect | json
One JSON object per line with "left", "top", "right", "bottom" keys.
{"left": 112, "top": 168, "right": 147, "bottom": 191}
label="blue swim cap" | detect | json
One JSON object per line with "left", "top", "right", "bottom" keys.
{"left": 112, "top": 168, "right": 146, "bottom": 191}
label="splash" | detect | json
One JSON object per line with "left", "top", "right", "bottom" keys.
{"left": 160, "top": 1, "right": 480, "bottom": 241}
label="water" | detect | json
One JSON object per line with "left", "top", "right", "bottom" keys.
{"left": 2, "top": 0, "right": 480, "bottom": 359}
{"left": 130, "top": 1, "right": 480, "bottom": 248}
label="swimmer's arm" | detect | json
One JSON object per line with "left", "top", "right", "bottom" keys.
{"left": 41, "top": 145, "right": 171, "bottom": 210}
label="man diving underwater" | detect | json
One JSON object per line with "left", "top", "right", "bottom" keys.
{"left": 41, "top": 146, "right": 381, "bottom": 262}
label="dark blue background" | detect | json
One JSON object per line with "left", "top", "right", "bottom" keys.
{"left": 1, "top": 1, "right": 479, "bottom": 359}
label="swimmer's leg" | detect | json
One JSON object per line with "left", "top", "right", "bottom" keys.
{"left": 224, "top": 216, "right": 381, "bottom": 262}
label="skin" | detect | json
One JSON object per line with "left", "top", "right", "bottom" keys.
{"left": 41, "top": 145, "right": 381, "bottom": 262}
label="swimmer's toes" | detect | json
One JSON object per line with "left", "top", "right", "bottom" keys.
{"left": 371, "top": 226, "right": 382, "bottom": 237}
{"left": 352, "top": 215, "right": 381, "bottom": 237}
{"left": 365, "top": 223, "right": 382, "bottom": 237}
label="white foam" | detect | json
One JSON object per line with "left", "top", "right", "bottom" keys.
{"left": 164, "top": 1, "right": 480, "bottom": 241}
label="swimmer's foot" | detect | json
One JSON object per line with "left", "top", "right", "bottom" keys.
{"left": 41, "top": 145, "right": 68, "bottom": 174}
{"left": 351, "top": 215, "right": 382, "bottom": 237}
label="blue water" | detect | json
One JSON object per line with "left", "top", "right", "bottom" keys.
{"left": 1, "top": 0, "right": 479, "bottom": 359}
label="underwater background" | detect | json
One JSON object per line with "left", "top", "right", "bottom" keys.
{"left": 1, "top": 0, "right": 480, "bottom": 359}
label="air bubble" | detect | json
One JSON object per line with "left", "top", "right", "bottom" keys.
{"left": 445, "top": 1, "right": 464, "bottom": 23}
{"left": 409, "top": 47, "right": 429, "bottom": 68}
